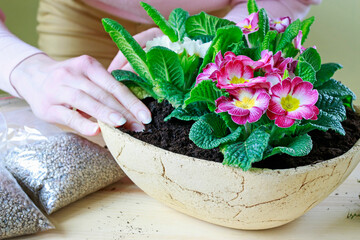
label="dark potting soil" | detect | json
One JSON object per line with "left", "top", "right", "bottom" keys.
{"left": 121, "top": 98, "right": 360, "bottom": 170}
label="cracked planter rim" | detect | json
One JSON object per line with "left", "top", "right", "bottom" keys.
{"left": 99, "top": 106, "right": 360, "bottom": 230}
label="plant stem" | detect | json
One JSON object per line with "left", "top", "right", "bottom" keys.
{"left": 244, "top": 122, "right": 252, "bottom": 138}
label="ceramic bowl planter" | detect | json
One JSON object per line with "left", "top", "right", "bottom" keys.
{"left": 99, "top": 106, "right": 360, "bottom": 230}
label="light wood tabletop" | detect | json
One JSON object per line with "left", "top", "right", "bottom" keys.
{"left": 2, "top": 97, "right": 360, "bottom": 240}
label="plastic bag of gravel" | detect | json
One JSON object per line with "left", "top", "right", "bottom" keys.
{"left": 0, "top": 162, "right": 54, "bottom": 239}
{"left": 1, "top": 108, "right": 125, "bottom": 214}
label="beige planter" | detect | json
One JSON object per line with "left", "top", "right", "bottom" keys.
{"left": 99, "top": 106, "right": 360, "bottom": 230}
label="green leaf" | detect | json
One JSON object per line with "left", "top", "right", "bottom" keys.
{"left": 249, "top": 8, "right": 269, "bottom": 47}
{"left": 275, "top": 19, "right": 301, "bottom": 52}
{"left": 102, "top": 18, "right": 152, "bottom": 80}
{"left": 184, "top": 80, "right": 223, "bottom": 111}
{"left": 316, "top": 93, "right": 346, "bottom": 121}
{"left": 222, "top": 128, "right": 270, "bottom": 171}
{"left": 164, "top": 103, "right": 209, "bottom": 121}
{"left": 297, "top": 111, "right": 345, "bottom": 135}
{"left": 300, "top": 16, "right": 315, "bottom": 44}
{"left": 140, "top": 2, "right": 178, "bottom": 42}
{"left": 316, "top": 78, "right": 356, "bottom": 108}
{"left": 185, "top": 12, "right": 234, "bottom": 38}
{"left": 147, "top": 46, "right": 185, "bottom": 90}
{"left": 191, "top": 35, "right": 214, "bottom": 43}
{"left": 169, "top": 8, "right": 190, "bottom": 40}
{"left": 261, "top": 30, "right": 277, "bottom": 52}
{"left": 295, "top": 61, "right": 316, "bottom": 84}
{"left": 178, "top": 51, "right": 201, "bottom": 90}
{"left": 315, "top": 63, "right": 343, "bottom": 86}
{"left": 189, "top": 113, "right": 242, "bottom": 149}
{"left": 199, "top": 25, "right": 243, "bottom": 73}
{"left": 111, "top": 70, "right": 156, "bottom": 98}
{"left": 247, "top": 0, "right": 259, "bottom": 14}
{"left": 299, "top": 47, "right": 321, "bottom": 72}
{"left": 121, "top": 82, "right": 152, "bottom": 99}
{"left": 218, "top": 112, "right": 241, "bottom": 133}
{"left": 265, "top": 134, "right": 313, "bottom": 158}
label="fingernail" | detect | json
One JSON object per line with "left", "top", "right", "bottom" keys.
{"left": 109, "top": 113, "right": 127, "bottom": 126}
{"left": 131, "top": 123, "right": 145, "bottom": 132}
{"left": 90, "top": 124, "right": 100, "bottom": 135}
{"left": 137, "top": 110, "right": 152, "bottom": 124}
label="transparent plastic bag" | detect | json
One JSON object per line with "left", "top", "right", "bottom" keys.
{"left": 0, "top": 162, "right": 54, "bottom": 239}
{"left": 1, "top": 107, "right": 125, "bottom": 214}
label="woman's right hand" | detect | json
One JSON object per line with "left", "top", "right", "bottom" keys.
{"left": 10, "top": 53, "right": 152, "bottom": 136}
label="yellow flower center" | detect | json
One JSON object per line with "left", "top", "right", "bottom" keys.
{"left": 243, "top": 24, "right": 252, "bottom": 30}
{"left": 230, "top": 76, "right": 248, "bottom": 84}
{"left": 274, "top": 21, "right": 281, "bottom": 24}
{"left": 281, "top": 95, "right": 300, "bottom": 112}
{"left": 234, "top": 97, "right": 256, "bottom": 109}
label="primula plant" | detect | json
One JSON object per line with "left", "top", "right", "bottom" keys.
{"left": 102, "top": 0, "right": 356, "bottom": 171}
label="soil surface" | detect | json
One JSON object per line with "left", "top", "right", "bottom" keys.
{"left": 121, "top": 98, "right": 360, "bottom": 170}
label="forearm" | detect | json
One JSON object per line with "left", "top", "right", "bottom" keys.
{"left": 0, "top": 11, "right": 43, "bottom": 97}
{"left": 225, "top": 0, "right": 322, "bottom": 23}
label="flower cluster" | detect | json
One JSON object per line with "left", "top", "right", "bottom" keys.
{"left": 197, "top": 50, "right": 319, "bottom": 128}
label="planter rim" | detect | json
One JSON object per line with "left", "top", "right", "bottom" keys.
{"left": 99, "top": 104, "right": 360, "bottom": 176}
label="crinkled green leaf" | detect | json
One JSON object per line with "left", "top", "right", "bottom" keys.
{"left": 316, "top": 93, "right": 346, "bottom": 121}
{"left": 300, "top": 16, "right": 315, "bottom": 44}
{"left": 261, "top": 30, "right": 277, "bottom": 52}
{"left": 199, "top": 25, "right": 244, "bottom": 74}
{"left": 168, "top": 8, "right": 190, "bottom": 40}
{"left": 218, "top": 112, "right": 241, "bottom": 133}
{"left": 140, "top": 2, "right": 178, "bottom": 42}
{"left": 111, "top": 70, "right": 156, "bottom": 98}
{"left": 147, "top": 46, "right": 185, "bottom": 90}
{"left": 191, "top": 35, "right": 214, "bottom": 43}
{"left": 122, "top": 82, "right": 152, "bottom": 99}
{"left": 299, "top": 47, "right": 321, "bottom": 72}
{"left": 295, "top": 61, "right": 316, "bottom": 84}
{"left": 153, "top": 79, "right": 185, "bottom": 108}
{"left": 275, "top": 19, "right": 301, "bottom": 52}
{"left": 222, "top": 128, "right": 270, "bottom": 171}
{"left": 164, "top": 102, "right": 209, "bottom": 121}
{"left": 185, "top": 12, "right": 234, "bottom": 38}
{"left": 178, "top": 51, "right": 201, "bottom": 90}
{"left": 315, "top": 63, "right": 343, "bottom": 86}
{"left": 184, "top": 80, "right": 223, "bottom": 111}
{"left": 248, "top": 8, "right": 269, "bottom": 47}
{"left": 102, "top": 18, "right": 152, "bottom": 80}
{"left": 316, "top": 78, "right": 356, "bottom": 109}
{"left": 247, "top": 0, "right": 259, "bottom": 14}
{"left": 265, "top": 134, "right": 313, "bottom": 159}
{"left": 189, "top": 113, "right": 242, "bottom": 149}
{"left": 297, "top": 110, "right": 345, "bottom": 135}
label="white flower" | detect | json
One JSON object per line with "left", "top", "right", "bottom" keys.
{"left": 145, "top": 35, "right": 211, "bottom": 58}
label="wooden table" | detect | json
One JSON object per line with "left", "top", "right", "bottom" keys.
{"left": 2, "top": 97, "right": 360, "bottom": 240}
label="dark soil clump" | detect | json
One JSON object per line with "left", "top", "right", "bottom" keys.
{"left": 120, "top": 98, "right": 360, "bottom": 170}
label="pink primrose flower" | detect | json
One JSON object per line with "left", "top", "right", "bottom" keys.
{"left": 215, "top": 88, "right": 270, "bottom": 125}
{"left": 270, "top": 17, "right": 291, "bottom": 33}
{"left": 294, "top": 30, "right": 306, "bottom": 53}
{"left": 216, "top": 59, "right": 270, "bottom": 90}
{"left": 253, "top": 50, "right": 274, "bottom": 69}
{"left": 267, "top": 77, "right": 319, "bottom": 128}
{"left": 262, "top": 51, "right": 293, "bottom": 76}
{"left": 196, "top": 51, "right": 225, "bottom": 84}
{"left": 236, "top": 12, "right": 259, "bottom": 35}
{"left": 265, "top": 72, "right": 282, "bottom": 89}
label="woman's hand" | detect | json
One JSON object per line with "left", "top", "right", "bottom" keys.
{"left": 108, "top": 27, "right": 163, "bottom": 72}
{"left": 10, "top": 53, "right": 152, "bottom": 136}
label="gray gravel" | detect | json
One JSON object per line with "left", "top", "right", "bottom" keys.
{"left": 4, "top": 132, "right": 124, "bottom": 214}
{"left": 0, "top": 163, "right": 54, "bottom": 239}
